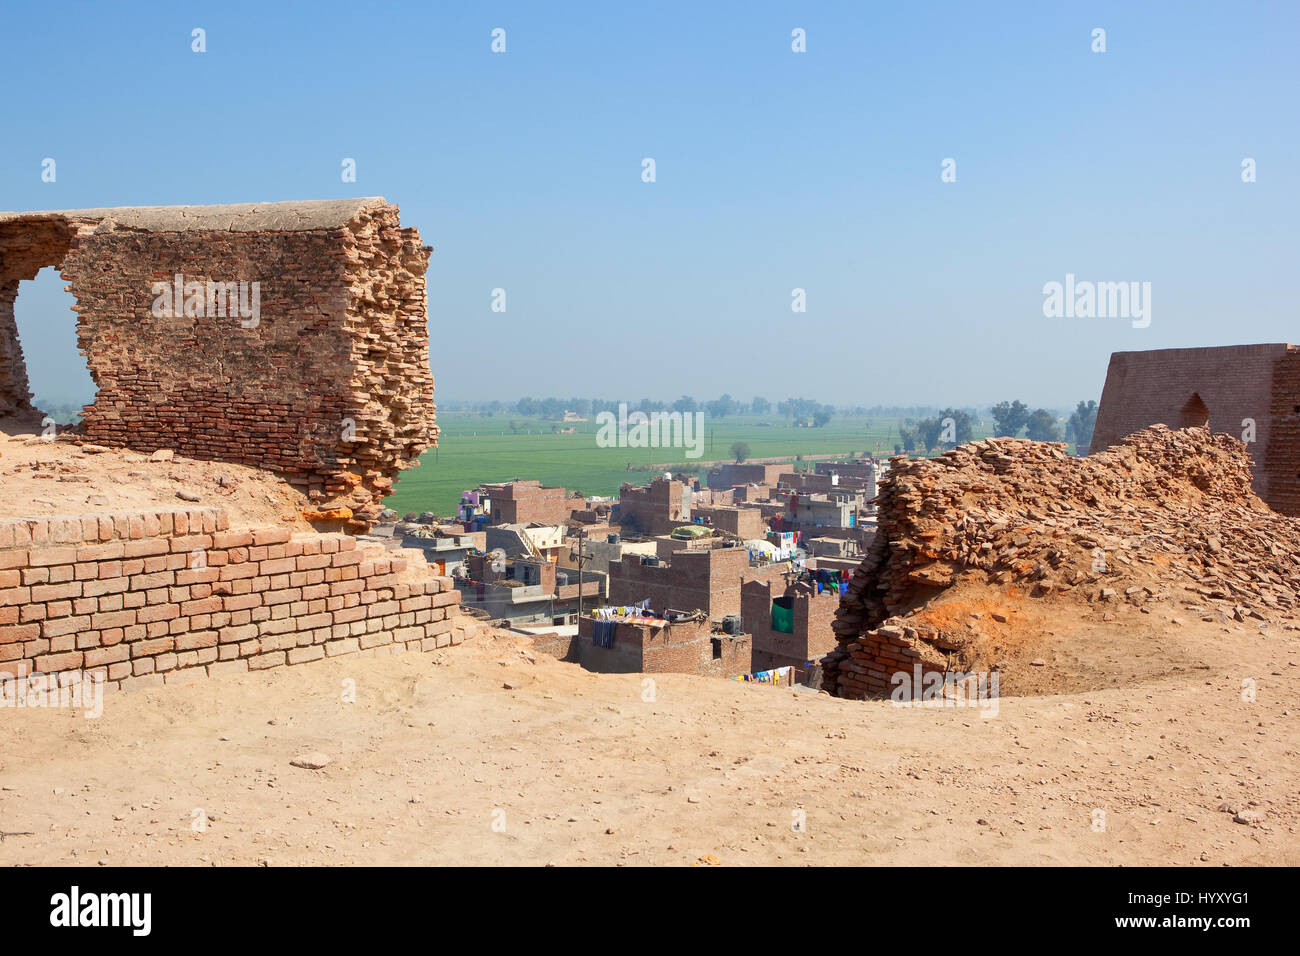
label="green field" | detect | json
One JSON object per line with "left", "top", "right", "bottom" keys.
{"left": 385, "top": 412, "right": 1001, "bottom": 517}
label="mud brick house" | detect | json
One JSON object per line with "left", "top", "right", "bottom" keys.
{"left": 1091, "top": 344, "right": 1300, "bottom": 514}
{"left": 707, "top": 462, "right": 786, "bottom": 490}
{"left": 476, "top": 480, "right": 571, "bottom": 526}
{"left": 459, "top": 550, "right": 603, "bottom": 627}
{"left": 607, "top": 545, "right": 791, "bottom": 619}
{"left": 689, "top": 504, "right": 766, "bottom": 540}
{"left": 616, "top": 476, "right": 691, "bottom": 536}
{"left": 0, "top": 198, "right": 435, "bottom": 526}
{"left": 742, "top": 578, "right": 839, "bottom": 672}
{"left": 530, "top": 614, "right": 751, "bottom": 678}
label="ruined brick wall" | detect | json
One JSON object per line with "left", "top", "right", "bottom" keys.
{"left": 0, "top": 217, "right": 77, "bottom": 416}
{"left": 1263, "top": 349, "right": 1300, "bottom": 516}
{"left": 0, "top": 507, "right": 462, "bottom": 689}
{"left": 822, "top": 426, "right": 1287, "bottom": 699}
{"left": 0, "top": 200, "right": 436, "bottom": 524}
{"left": 1091, "top": 344, "right": 1290, "bottom": 511}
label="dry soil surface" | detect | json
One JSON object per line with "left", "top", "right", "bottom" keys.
{"left": 1, "top": 618, "right": 1295, "bottom": 866}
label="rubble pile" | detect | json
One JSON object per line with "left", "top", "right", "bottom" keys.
{"left": 823, "top": 425, "right": 1300, "bottom": 699}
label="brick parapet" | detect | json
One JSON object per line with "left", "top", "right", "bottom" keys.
{"left": 0, "top": 506, "right": 463, "bottom": 690}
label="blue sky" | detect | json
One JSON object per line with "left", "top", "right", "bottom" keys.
{"left": 3, "top": 0, "right": 1297, "bottom": 409}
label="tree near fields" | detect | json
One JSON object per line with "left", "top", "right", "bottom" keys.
{"left": 751, "top": 396, "right": 771, "bottom": 415}
{"left": 936, "top": 408, "right": 973, "bottom": 445}
{"left": 991, "top": 400, "right": 1030, "bottom": 437}
{"left": 1065, "top": 400, "right": 1099, "bottom": 450}
{"left": 898, "top": 423, "right": 919, "bottom": 453}
{"left": 730, "top": 441, "right": 751, "bottom": 463}
{"left": 1025, "top": 408, "right": 1060, "bottom": 442}
{"left": 813, "top": 406, "right": 834, "bottom": 427}
{"left": 916, "top": 417, "right": 943, "bottom": 451}
{"left": 706, "top": 394, "right": 738, "bottom": 418}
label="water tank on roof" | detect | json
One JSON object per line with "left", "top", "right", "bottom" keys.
{"left": 556, "top": 572, "right": 569, "bottom": 586}
{"left": 641, "top": 555, "right": 660, "bottom": 566}
{"left": 607, "top": 533, "right": 620, "bottom": 544}
{"left": 722, "top": 615, "right": 743, "bottom": 635}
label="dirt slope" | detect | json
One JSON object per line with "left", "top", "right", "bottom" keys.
{"left": 0, "top": 619, "right": 1294, "bottom": 866}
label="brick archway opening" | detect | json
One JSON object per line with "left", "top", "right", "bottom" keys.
{"left": 0, "top": 217, "right": 79, "bottom": 424}
{"left": 1179, "top": 392, "right": 1210, "bottom": 430}
{"left": 13, "top": 265, "right": 93, "bottom": 426}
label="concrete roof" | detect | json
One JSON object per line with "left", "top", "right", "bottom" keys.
{"left": 0, "top": 197, "right": 388, "bottom": 233}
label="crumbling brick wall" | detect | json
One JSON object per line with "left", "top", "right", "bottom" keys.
{"left": 0, "top": 217, "right": 77, "bottom": 417}
{"left": 0, "top": 507, "right": 463, "bottom": 689}
{"left": 0, "top": 199, "right": 436, "bottom": 525}
{"left": 1091, "top": 344, "right": 1299, "bottom": 513}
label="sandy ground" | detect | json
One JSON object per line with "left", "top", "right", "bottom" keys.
{"left": 1, "top": 614, "right": 1295, "bottom": 867}
{"left": 0, "top": 414, "right": 312, "bottom": 529}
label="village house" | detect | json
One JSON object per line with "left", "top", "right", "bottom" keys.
{"left": 614, "top": 476, "right": 691, "bottom": 536}
{"left": 742, "top": 577, "right": 840, "bottom": 673}
{"left": 457, "top": 550, "right": 604, "bottom": 628}
{"left": 529, "top": 613, "right": 752, "bottom": 679}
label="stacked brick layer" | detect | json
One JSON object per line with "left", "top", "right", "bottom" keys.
{"left": 823, "top": 426, "right": 1300, "bottom": 699}
{"left": 0, "top": 507, "right": 462, "bottom": 689}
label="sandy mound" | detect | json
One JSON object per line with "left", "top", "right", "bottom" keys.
{"left": 0, "top": 414, "right": 314, "bottom": 531}
{"left": 824, "top": 426, "right": 1300, "bottom": 698}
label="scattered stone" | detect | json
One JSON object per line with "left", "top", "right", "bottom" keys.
{"left": 289, "top": 752, "right": 332, "bottom": 770}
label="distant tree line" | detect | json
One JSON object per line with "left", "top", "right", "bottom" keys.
{"left": 443, "top": 395, "right": 837, "bottom": 425}
{"left": 437, "top": 395, "right": 1099, "bottom": 448}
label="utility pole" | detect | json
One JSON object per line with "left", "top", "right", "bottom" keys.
{"left": 576, "top": 528, "right": 588, "bottom": 623}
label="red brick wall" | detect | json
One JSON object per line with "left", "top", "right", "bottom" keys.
{"left": 743, "top": 579, "right": 840, "bottom": 671}
{"left": 693, "top": 505, "right": 766, "bottom": 540}
{"left": 1092, "top": 344, "right": 1291, "bottom": 510}
{"left": 707, "top": 463, "right": 786, "bottom": 489}
{"left": 608, "top": 547, "right": 746, "bottom": 617}
{"left": 484, "top": 482, "right": 569, "bottom": 526}
{"left": 0, "top": 201, "right": 436, "bottom": 523}
{"left": 617, "top": 478, "right": 690, "bottom": 536}
{"left": 570, "top": 615, "right": 750, "bottom": 677}
{"left": 0, "top": 507, "right": 462, "bottom": 689}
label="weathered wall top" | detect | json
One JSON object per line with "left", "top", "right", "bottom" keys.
{"left": 0, "top": 198, "right": 436, "bottom": 531}
{"left": 0, "top": 197, "right": 389, "bottom": 234}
